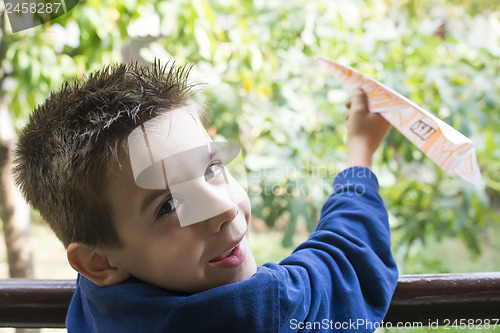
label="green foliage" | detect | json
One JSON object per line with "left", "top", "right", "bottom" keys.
{"left": 2, "top": 0, "right": 499, "bottom": 263}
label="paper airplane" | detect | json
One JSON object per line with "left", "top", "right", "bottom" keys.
{"left": 316, "top": 56, "right": 482, "bottom": 185}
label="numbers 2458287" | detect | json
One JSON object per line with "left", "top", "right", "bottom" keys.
{"left": 5, "top": 2, "right": 63, "bottom": 15}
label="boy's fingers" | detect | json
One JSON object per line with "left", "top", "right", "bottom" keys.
{"left": 346, "top": 88, "right": 368, "bottom": 122}
{"left": 350, "top": 88, "right": 369, "bottom": 114}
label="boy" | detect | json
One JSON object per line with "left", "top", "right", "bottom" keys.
{"left": 13, "top": 62, "right": 398, "bottom": 332}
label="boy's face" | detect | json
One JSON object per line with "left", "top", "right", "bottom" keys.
{"left": 104, "top": 106, "right": 257, "bottom": 293}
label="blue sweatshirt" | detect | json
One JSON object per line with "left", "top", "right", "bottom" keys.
{"left": 66, "top": 167, "right": 398, "bottom": 332}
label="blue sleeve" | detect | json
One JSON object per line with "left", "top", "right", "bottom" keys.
{"left": 271, "top": 166, "right": 398, "bottom": 332}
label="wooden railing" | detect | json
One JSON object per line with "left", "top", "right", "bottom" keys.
{"left": 1, "top": 273, "right": 499, "bottom": 328}
{"left": 385, "top": 272, "right": 500, "bottom": 327}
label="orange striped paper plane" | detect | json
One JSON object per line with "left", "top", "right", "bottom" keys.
{"left": 316, "top": 56, "right": 482, "bottom": 186}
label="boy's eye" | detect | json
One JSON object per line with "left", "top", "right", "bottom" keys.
{"left": 204, "top": 161, "right": 224, "bottom": 181}
{"left": 157, "top": 197, "right": 176, "bottom": 218}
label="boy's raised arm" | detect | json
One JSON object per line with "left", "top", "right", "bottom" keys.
{"left": 273, "top": 87, "right": 398, "bottom": 332}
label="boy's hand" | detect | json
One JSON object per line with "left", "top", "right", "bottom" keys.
{"left": 345, "top": 88, "right": 391, "bottom": 168}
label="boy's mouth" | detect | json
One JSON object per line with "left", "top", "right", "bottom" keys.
{"left": 208, "top": 237, "right": 246, "bottom": 268}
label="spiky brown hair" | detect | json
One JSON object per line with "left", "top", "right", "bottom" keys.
{"left": 13, "top": 61, "right": 202, "bottom": 248}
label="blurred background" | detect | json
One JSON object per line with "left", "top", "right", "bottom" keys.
{"left": 0, "top": 0, "right": 499, "bottom": 332}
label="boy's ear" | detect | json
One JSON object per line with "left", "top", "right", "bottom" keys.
{"left": 67, "top": 243, "right": 130, "bottom": 287}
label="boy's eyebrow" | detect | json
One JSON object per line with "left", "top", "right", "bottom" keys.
{"left": 141, "top": 189, "right": 168, "bottom": 214}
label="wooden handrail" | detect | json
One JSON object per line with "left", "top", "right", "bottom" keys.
{"left": 0, "top": 279, "right": 74, "bottom": 328}
{"left": 385, "top": 272, "right": 500, "bottom": 327}
{"left": 0, "top": 273, "right": 499, "bottom": 328}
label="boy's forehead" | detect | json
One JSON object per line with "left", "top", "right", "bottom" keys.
{"left": 144, "top": 103, "right": 209, "bottom": 156}
{"left": 127, "top": 103, "right": 210, "bottom": 184}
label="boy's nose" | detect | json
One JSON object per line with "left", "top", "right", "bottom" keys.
{"left": 196, "top": 178, "right": 238, "bottom": 233}
{"left": 203, "top": 205, "right": 239, "bottom": 234}
{"left": 170, "top": 175, "right": 237, "bottom": 227}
